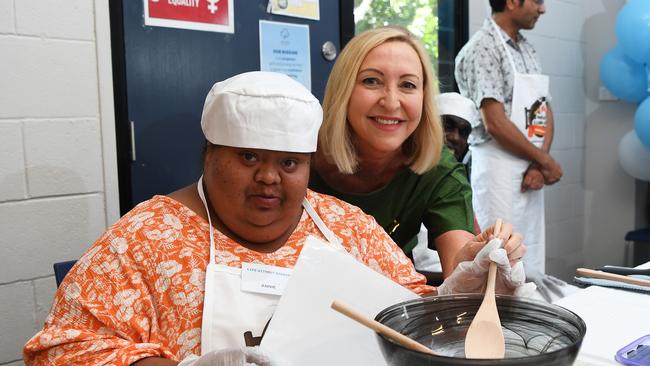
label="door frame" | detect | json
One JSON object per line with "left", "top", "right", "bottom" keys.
{"left": 109, "top": 0, "right": 132, "bottom": 215}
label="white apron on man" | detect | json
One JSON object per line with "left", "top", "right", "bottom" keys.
{"left": 471, "top": 19, "right": 550, "bottom": 275}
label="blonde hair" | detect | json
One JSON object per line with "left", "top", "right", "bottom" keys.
{"left": 319, "top": 26, "right": 443, "bottom": 174}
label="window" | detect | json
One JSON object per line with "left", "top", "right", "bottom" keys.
{"left": 349, "top": 0, "right": 468, "bottom": 92}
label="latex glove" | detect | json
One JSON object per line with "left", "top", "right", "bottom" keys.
{"left": 178, "top": 347, "right": 277, "bottom": 366}
{"left": 452, "top": 221, "right": 526, "bottom": 270}
{"left": 438, "top": 237, "right": 536, "bottom": 297}
{"left": 526, "top": 270, "right": 569, "bottom": 302}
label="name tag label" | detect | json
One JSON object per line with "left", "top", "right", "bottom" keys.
{"left": 241, "top": 262, "right": 292, "bottom": 296}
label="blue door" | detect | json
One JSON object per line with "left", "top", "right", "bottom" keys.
{"left": 112, "top": 1, "right": 342, "bottom": 212}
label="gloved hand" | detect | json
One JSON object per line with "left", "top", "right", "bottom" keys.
{"left": 437, "top": 236, "right": 536, "bottom": 297}
{"left": 526, "top": 270, "right": 569, "bottom": 302}
{"left": 178, "top": 347, "right": 278, "bottom": 366}
{"left": 452, "top": 221, "right": 526, "bottom": 269}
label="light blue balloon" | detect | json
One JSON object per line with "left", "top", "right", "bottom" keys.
{"left": 619, "top": 130, "right": 650, "bottom": 181}
{"left": 616, "top": 0, "right": 650, "bottom": 63}
{"left": 635, "top": 96, "right": 650, "bottom": 150}
{"left": 600, "top": 46, "right": 649, "bottom": 103}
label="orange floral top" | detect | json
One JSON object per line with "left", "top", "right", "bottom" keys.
{"left": 24, "top": 191, "right": 432, "bottom": 365}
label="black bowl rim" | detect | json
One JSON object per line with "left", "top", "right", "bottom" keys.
{"left": 374, "top": 293, "right": 587, "bottom": 361}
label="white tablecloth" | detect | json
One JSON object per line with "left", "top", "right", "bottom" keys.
{"left": 554, "top": 262, "right": 650, "bottom": 365}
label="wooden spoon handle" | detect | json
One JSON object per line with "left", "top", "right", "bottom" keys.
{"left": 331, "top": 300, "right": 438, "bottom": 355}
{"left": 485, "top": 218, "right": 503, "bottom": 296}
{"left": 576, "top": 268, "right": 650, "bottom": 287}
{"left": 494, "top": 218, "right": 503, "bottom": 237}
{"left": 486, "top": 262, "right": 498, "bottom": 296}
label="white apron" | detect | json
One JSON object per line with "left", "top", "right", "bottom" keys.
{"left": 197, "top": 176, "right": 342, "bottom": 354}
{"left": 471, "top": 19, "right": 550, "bottom": 275}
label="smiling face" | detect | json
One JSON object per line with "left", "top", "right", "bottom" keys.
{"left": 203, "top": 145, "right": 310, "bottom": 248}
{"left": 346, "top": 40, "right": 424, "bottom": 159}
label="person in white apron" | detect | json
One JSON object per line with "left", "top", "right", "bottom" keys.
{"left": 173, "top": 71, "right": 437, "bottom": 365}
{"left": 455, "top": 0, "right": 562, "bottom": 281}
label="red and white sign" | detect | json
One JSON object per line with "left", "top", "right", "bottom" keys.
{"left": 144, "top": 0, "right": 234, "bottom": 34}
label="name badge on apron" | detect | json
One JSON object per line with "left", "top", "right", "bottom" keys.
{"left": 196, "top": 175, "right": 346, "bottom": 353}
{"left": 241, "top": 262, "right": 293, "bottom": 296}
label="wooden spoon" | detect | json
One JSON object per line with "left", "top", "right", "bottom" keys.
{"left": 464, "top": 218, "right": 505, "bottom": 359}
{"left": 331, "top": 300, "right": 438, "bottom": 356}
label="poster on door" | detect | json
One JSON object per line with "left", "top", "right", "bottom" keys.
{"left": 144, "top": 0, "right": 234, "bottom": 34}
{"left": 268, "top": 0, "right": 320, "bottom": 21}
{"left": 259, "top": 20, "right": 312, "bottom": 91}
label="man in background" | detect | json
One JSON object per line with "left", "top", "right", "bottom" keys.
{"left": 438, "top": 92, "right": 476, "bottom": 176}
{"left": 455, "top": 0, "right": 565, "bottom": 300}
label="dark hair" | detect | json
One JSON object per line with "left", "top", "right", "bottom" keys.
{"left": 490, "top": 0, "right": 524, "bottom": 12}
{"left": 202, "top": 140, "right": 219, "bottom": 165}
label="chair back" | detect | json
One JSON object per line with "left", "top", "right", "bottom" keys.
{"left": 53, "top": 260, "right": 77, "bottom": 287}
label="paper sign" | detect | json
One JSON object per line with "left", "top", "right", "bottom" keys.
{"left": 259, "top": 20, "right": 311, "bottom": 91}
{"left": 144, "top": 0, "right": 234, "bottom": 34}
{"left": 241, "top": 262, "right": 292, "bottom": 296}
{"left": 260, "top": 236, "right": 419, "bottom": 365}
{"left": 269, "top": 0, "right": 320, "bottom": 21}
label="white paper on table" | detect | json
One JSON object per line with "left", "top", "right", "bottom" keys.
{"left": 260, "top": 235, "right": 419, "bottom": 366}
{"left": 554, "top": 285, "right": 650, "bottom": 364}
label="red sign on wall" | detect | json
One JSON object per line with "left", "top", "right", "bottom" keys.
{"left": 144, "top": 0, "right": 234, "bottom": 34}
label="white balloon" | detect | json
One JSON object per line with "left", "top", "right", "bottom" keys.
{"left": 619, "top": 130, "right": 650, "bottom": 181}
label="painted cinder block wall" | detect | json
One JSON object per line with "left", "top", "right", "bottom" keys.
{"left": 0, "top": 1, "right": 117, "bottom": 364}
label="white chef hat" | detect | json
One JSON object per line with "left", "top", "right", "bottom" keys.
{"left": 201, "top": 71, "right": 323, "bottom": 153}
{"left": 437, "top": 92, "right": 479, "bottom": 128}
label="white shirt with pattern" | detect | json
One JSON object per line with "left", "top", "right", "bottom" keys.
{"left": 455, "top": 19, "right": 544, "bottom": 145}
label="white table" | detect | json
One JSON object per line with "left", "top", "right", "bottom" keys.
{"left": 554, "top": 262, "right": 650, "bottom": 365}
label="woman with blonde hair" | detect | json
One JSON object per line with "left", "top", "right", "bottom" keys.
{"left": 311, "top": 26, "right": 526, "bottom": 278}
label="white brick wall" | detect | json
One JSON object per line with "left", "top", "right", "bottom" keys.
{"left": 469, "top": 0, "right": 589, "bottom": 280}
{"left": 24, "top": 118, "right": 104, "bottom": 196}
{"left": 0, "top": 195, "right": 106, "bottom": 282}
{"left": 0, "top": 37, "right": 99, "bottom": 118}
{"left": 0, "top": 1, "right": 117, "bottom": 364}
{"left": 0, "top": 121, "right": 26, "bottom": 201}
{"left": 0, "top": 282, "right": 36, "bottom": 362}
{"left": 0, "top": 0, "right": 14, "bottom": 34}
{"left": 15, "top": 1, "right": 94, "bottom": 40}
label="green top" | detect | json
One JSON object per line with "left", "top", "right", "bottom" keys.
{"left": 309, "top": 147, "right": 474, "bottom": 255}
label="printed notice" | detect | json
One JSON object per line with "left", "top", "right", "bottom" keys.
{"left": 241, "top": 262, "right": 293, "bottom": 296}
{"left": 269, "top": 0, "right": 320, "bottom": 21}
{"left": 144, "top": 0, "right": 234, "bottom": 34}
{"left": 259, "top": 20, "right": 311, "bottom": 91}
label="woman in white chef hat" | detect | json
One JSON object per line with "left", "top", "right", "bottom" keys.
{"left": 25, "top": 71, "right": 530, "bottom": 366}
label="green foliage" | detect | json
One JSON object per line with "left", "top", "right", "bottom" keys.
{"left": 354, "top": 0, "right": 439, "bottom": 64}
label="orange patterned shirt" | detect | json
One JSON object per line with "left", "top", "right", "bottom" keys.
{"left": 24, "top": 191, "right": 432, "bottom": 365}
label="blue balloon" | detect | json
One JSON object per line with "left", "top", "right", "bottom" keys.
{"left": 635, "top": 96, "right": 650, "bottom": 150}
{"left": 616, "top": 0, "right": 650, "bottom": 63}
{"left": 600, "top": 46, "right": 649, "bottom": 103}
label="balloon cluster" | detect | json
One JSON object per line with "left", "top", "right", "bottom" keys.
{"left": 600, "top": 0, "right": 650, "bottom": 180}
